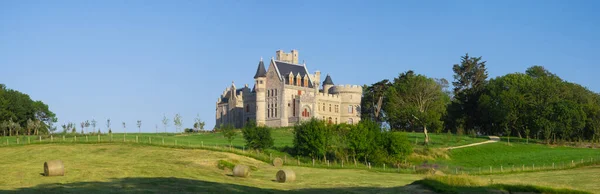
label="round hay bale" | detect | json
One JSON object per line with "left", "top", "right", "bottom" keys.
{"left": 276, "top": 169, "right": 296, "bottom": 183}
{"left": 272, "top": 157, "right": 283, "bottom": 167}
{"left": 44, "top": 160, "right": 65, "bottom": 176}
{"left": 232, "top": 164, "right": 250, "bottom": 177}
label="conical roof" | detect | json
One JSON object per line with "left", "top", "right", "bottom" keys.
{"left": 253, "top": 60, "right": 267, "bottom": 79}
{"left": 323, "top": 74, "right": 334, "bottom": 85}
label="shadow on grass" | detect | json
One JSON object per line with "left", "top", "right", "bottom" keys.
{"left": 0, "top": 177, "right": 435, "bottom": 194}
{"left": 415, "top": 178, "right": 590, "bottom": 194}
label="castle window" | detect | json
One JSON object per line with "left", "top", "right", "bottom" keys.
{"left": 348, "top": 118, "right": 354, "bottom": 124}
{"left": 348, "top": 105, "right": 353, "bottom": 113}
{"left": 296, "top": 76, "right": 301, "bottom": 86}
{"left": 275, "top": 109, "right": 277, "bottom": 117}
{"left": 260, "top": 80, "right": 263, "bottom": 84}
{"left": 322, "top": 103, "right": 325, "bottom": 111}
{"left": 246, "top": 105, "right": 249, "bottom": 112}
{"left": 268, "top": 90, "right": 270, "bottom": 97}
{"left": 304, "top": 78, "right": 308, "bottom": 87}
{"left": 335, "top": 105, "right": 339, "bottom": 113}
{"left": 292, "top": 100, "right": 296, "bottom": 117}
{"left": 275, "top": 89, "right": 277, "bottom": 96}
{"left": 268, "top": 109, "right": 271, "bottom": 118}
{"left": 328, "top": 117, "right": 332, "bottom": 124}
{"left": 329, "top": 104, "right": 332, "bottom": 112}
{"left": 289, "top": 76, "right": 293, "bottom": 85}
{"left": 335, "top": 118, "right": 338, "bottom": 124}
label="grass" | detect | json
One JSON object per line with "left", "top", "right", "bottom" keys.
{"left": 406, "top": 132, "right": 488, "bottom": 148}
{"left": 417, "top": 175, "right": 590, "bottom": 194}
{"left": 483, "top": 165, "right": 600, "bottom": 193}
{"left": 0, "top": 144, "right": 425, "bottom": 193}
{"left": 439, "top": 142, "right": 600, "bottom": 172}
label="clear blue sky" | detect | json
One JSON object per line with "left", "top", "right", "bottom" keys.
{"left": 1, "top": 0, "right": 598, "bottom": 132}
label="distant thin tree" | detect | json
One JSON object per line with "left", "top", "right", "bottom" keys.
{"left": 106, "top": 119, "right": 111, "bottom": 134}
{"left": 85, "top": 120, "right": 90, "bottom": 134}
{"left": 91, "top": 119, "right": 97, "bottom": 134}
{"left": 27, "top": 119, "right": 34, "bottom": 135}
{"left": 162, "top": 115, "right": 169, "bottom": 134}
{"left": 80, "top": 122, "right": 85, "bottom": 134}
{"left": 137, "top": 120, "right": 142, "bottom": 134}
{"left": 194, "top": 114, "right": 201, "bottom": 133}
{"left": 174, "top": 113, "right": 182, "bottom": 134}
{"left": 122, "top": 122, "right": 126, "bottom": 136}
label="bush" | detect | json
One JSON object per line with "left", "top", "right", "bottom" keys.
{"left": 386, "top": 132, "right": 413, "bottom": 162}
{"left": 242, "top": 121, "right": 274, "bottom": 150}
{"left": 217, "top": 160, "right": 235, "bottom": 170}
{"left": 293, "top": 118, "right": 329, "bottom": 159}
{"left": 184, "top": 128, "right": 194, "bottom": 133}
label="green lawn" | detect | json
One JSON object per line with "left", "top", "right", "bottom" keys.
{"left": 0, "top": 144, "right": 425, "bottom": 194}
{"left": 439, "top": 142, "right": 600, "bottom": 173}
{"left": 405, "top": 132, "right": 488, "bottom": 148}
{"left": 482, "top": 165, "right": 600, "bottom": 193}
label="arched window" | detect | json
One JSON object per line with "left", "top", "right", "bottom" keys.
{"left": 302, "top": 108, "right": 310, "bottom": 117}
{"left": 328, "top": 117, "right": 332, "bottom": 124}
{"left": 348, "top": 118, "right": 354, "bottom": 125}
{"left": 296, "top": 76, "right": 301, "bottom": 86}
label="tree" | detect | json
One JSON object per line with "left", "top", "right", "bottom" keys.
{"left": 162, "top": 115, "right": 169, "bottom": 134}
{"left": 221, "top": 124, "right": 236, "bottom": 147}
{"left": 448, "top": 53, "right": 489, "bottom": 133}
{"left": 0, "top": 84, "right": 56, "bottom": 133}
{"left": 293, "top": 118, "right": 329, "bottom": 160}
{"left": 91, "top": 120, "right": 97, "bottom": 134}
{"left": 137, "top": 120, "right": 142, "bottom": 134}
{"left": 106, "top": 119, "right": 111, "bottom": 134}
{"left": 27, "top": 118, "right": 34, "bottom": 135}
{"left": 361, "top": 80, "right": 391, "bottom": 123}
{"left": 174, "top": 113, "right": 182, "bottom": 134}
{"left": 84, "top": 120, "right": 90, "bottom": 134}
{"left": 194, "top": 114, "right": 202, "bottom": 132}
{"left": 241, "top": 120, "right": 274, "bottom": 150}
{"left": 385, "top": 70, "right": 449, "bottom": 144}
{"left": 80, "top": 122, "right": 85, "bottom": 134}
{"left": 122, "top": 122, "right": 126, "bottom": 136}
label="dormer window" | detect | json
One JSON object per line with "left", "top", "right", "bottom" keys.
{"left": 296, "top": 74, "right": 301, "bottom": 86}
{"left": 303, "top": 75, "right": 308, "bottom": 87}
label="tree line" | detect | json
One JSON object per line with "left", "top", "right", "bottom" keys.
{"left": 361, "top": 54, "right": 600, "bottom": 144}
{"left": 0, "top": 84, "right": 57, "bottom": 136}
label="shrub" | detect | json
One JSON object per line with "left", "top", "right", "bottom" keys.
{"left": 293, "top": 118, "right": 329, "bottom": 159}
{"left": 221, "top": 124, "right": 236, "bottom": 145}
{"left": 386, "top": 132, "right": 413, "bottom": 162}
{"left": 217, "top": 160, "right": 235, "bottom": 170}
{"left": 184, "top": 128, "right": 194, "bottom": 133}
{"left": 242, "top": 120, "right": 274, "bottom": 150}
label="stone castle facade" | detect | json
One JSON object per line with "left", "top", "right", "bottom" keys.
{"left": 215, "top": 50, "right": 362, "bottom": 128}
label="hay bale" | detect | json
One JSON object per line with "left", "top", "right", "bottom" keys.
{"left": 272, "top": 157, "right": 283, "bottom": 167}
{"left": 44, "top": 160, "right": 65, "bottom": 176}
{"left": 233, "top": 165, "right": 250, "bottom": 177}
{"left": 276, "top": 169, "right": 296, "bottom": 183}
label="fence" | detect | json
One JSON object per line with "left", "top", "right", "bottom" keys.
{"left": 1, "top": 134, "right": 599, "bottom": 175}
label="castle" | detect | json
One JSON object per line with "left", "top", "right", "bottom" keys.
{"left": 215, "top": 50, "right": 362, "bottom": 128}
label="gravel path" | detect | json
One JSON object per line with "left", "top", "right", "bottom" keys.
{"left": 446, "top": 136, "right": 500, "bottom": 150}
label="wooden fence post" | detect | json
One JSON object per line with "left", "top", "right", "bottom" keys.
{"left": 74, "top": 136, "right": 77, "bottom": 142}
{"left": 98, "top": 134, "right": 100, "bottom": 142}
{"left": 162, "top": 138, "right": 165, "bottom": 145}
{"left": 284, "top": 155, "right": 287, "bottom": 164}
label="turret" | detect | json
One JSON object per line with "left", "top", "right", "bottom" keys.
{"left": 254, "top": 58, "right": 267, "bottom": 126}
{"left": 322, "top": 74, "right": 334, "bottom": 94}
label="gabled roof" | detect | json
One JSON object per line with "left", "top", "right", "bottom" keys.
{"left": 253, "top": 60, "right": 267, "bottom": 79}
{"left": 273, "top": 60, "right": 314, "bottom": 88}
{"left": 323, "top": 74, "right": 334, "bottom": 85}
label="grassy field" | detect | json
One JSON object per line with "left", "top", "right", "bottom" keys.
{"left": 0, "top": 144, "right": 425, "bottom": 194}
{"left": 439, "top": 142, "right": 600, "bottom": 173}
{"left": 0, "top": 143, "right": 593, "bottom": 194}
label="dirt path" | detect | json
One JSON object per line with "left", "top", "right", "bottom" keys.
{"left": 446, "top": 136, "right": 500, "bottom": 150}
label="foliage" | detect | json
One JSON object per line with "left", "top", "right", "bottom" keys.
{"left": 0, "top": 84, "right": 57, "bottom": 136}
{"left": 221, "top": 124, "right": 237, "bottom": 145}
{"left": 417, "top": 175, "right": 589, "bottom": 194}
{"left": 293, "top": 118, "right": 329, "bottom": 159}
{"left": 241, "top": 120, "right": 274, "bottom": 150}
{"left": 174, "top": 113, "right": 182, "bottom": 133}
{"left": 216, "top": 160, "right": 236, "bottom": 170}
{"left": 293, "top": 118, "right": 412, "bottom": 166}
{"left": 384, "top": 70, "right": 450, "bottom": 144}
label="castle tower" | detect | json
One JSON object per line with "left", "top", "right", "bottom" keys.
{"left": 322, "top": 74, "right": 334, "bottom": 94}
{"left": 275, "top": 49, "right": 299, "bottom": 64}
{"left": 254, "top": 58, "right": 267, "bottom": 126}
